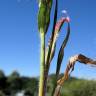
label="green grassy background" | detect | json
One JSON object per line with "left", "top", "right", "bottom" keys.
{"left": 0, "top": 70, "right": 96, "bottom": 96}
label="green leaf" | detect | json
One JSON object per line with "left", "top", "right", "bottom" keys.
{"left": 56, "top": 23, "right": 70, "bottom": 76}
{"left": 44, "top": 0, "right": 58, "bottom": 94}
{"left": 45, "top": 0, "right": 58, "bottom": 68}
{"left": 52, "top": 23, "right": 70, "bottom": 96}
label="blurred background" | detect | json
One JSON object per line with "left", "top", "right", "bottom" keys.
{"left": 0, "top": 0, "right": 96, "bottom": 95}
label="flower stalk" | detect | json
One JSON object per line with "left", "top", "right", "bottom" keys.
{"left": 38, "top": 0, "right": 53, "bottom": 96}
{"left": 39, "top": 28, "right": 45, "bottom": 96}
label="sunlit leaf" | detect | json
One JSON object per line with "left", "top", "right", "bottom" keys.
{"left": 43, "top": 0, "right": 58, "bottom": 94}
{"left": 45, "top": 0, "right": 58, "bottom": 66}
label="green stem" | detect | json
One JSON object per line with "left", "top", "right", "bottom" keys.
{"left": 39, "top": 28, "right": 45, "bottom": 96}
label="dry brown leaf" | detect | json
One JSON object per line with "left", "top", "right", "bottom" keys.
{"left": 53, "top": 85, "right": 61, "bottom": 96}
{"left": 57, "top": 54, "right": 96, "bottom": 86}
{"left": 53, "top": 54, "right": 96, "bottom": 96}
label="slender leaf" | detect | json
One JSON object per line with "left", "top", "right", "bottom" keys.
{"left": 56, "top": 23, "right": 70, "bottom": 76}
{"left": 45, "top": 0, "right": 58, "bottom": 66}
{"left": 44, "top": 0, "right": 58, "bottom": 94}
{"left": 52, "top": 22, "right": 70, "bottom": 96}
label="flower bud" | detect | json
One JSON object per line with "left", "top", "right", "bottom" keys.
{"left": 38, "top": 2, "right": 47, "bottom": 33}
{"left": 55, "top": 17, "right": 70, "bottom": 32}
{"left": 38, "top": 0, "right": 53, "bottom": 34}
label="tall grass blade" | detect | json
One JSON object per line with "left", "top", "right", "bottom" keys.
{"left": 44, "top": 0, "right": 58, "bottom": 94}
{"left": 52, "top": 22, "right": 70, "bottom": 96}
{"left": 56, "top": 23, "right": 70, "bottom": 76}
{"left": 45, "top": 0, "right": 58, "bottom": 66}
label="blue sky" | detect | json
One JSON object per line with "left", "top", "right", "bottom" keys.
{"left": 0, "top": 0, "right": 96, "bottom": 79}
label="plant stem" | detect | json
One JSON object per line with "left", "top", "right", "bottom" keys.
{"left": 39, "top": 28, "right": 45, "bottom": 96}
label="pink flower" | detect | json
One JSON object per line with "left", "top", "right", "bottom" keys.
{"left": 66, "top": 16, "right": 70, "bottom": 22}
{"left": 55, "top": 17, "right": 70, "bottom": 32}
